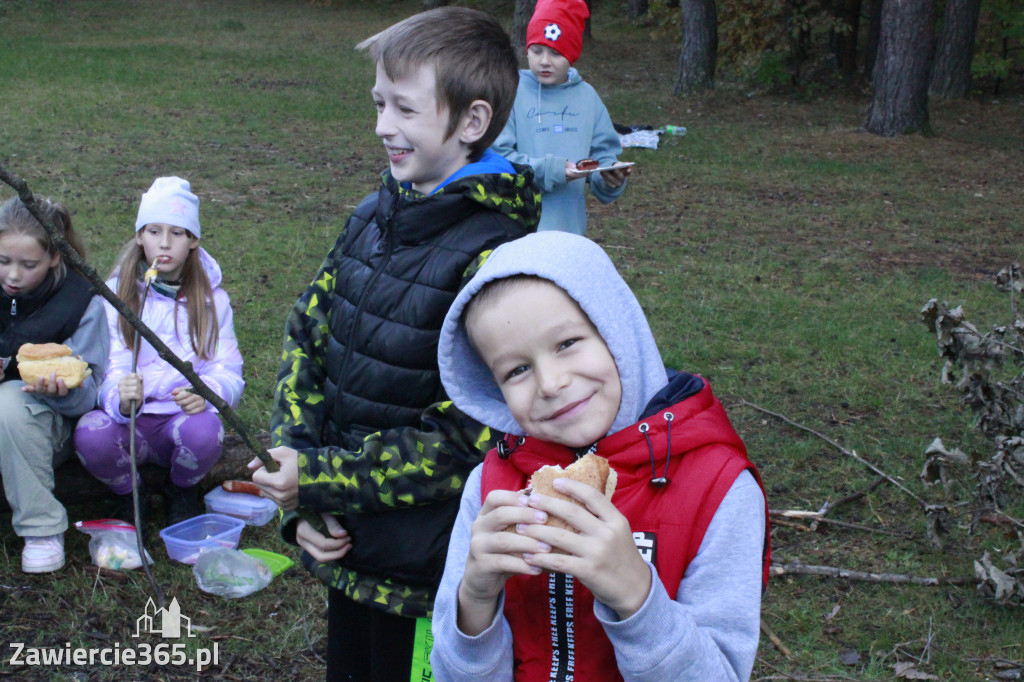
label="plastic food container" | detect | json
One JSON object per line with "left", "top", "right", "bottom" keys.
{"left": 204, "top": 487, "right": 278, "bottom": 526}
{"left": 159, "top": 513, "right": 245, "bottom": 564}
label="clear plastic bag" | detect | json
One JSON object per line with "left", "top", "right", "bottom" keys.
{"left": 74, "top": 519, "right": 153, "bottom": 570}
{"left": 193, "top": 547, "right": 273, "bottom": 598}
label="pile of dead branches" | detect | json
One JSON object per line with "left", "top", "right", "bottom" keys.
{"left": 920, "top": 263, "right": 1024, "bottom": 607}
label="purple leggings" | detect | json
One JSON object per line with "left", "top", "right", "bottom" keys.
{"left": 74, "top": 410, "right": 224, "bottom": 494}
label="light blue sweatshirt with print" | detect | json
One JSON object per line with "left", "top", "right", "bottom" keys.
{"left": 492, "top": 68, "right": 626, "bottom": 235}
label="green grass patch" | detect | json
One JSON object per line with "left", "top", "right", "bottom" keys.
{"left": 2, "top": 0, "right": 1023, "bottom": 679}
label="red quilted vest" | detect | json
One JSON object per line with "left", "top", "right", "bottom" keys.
{"left": 480, "top": 382, "right": 768, "bottom": 682}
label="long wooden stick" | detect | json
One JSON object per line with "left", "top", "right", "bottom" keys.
{"left": 738, "top": 399, "right": 926, "bottom": 508}
{"left": 127, "top": 261, "right": 165, "bottom": 607}
{"left": 769, "top": 509, "right": 912, "bottom": 538}
{"left": 770, "top": 561, "right": 974, "bottom": 586}
{"left": 759, "top": 619, "right": 792, "bottom": 657}
{"left": 0, "top": 164, "right": 278, "bottom": 472}
{"left": 810, "top": 476, "right": 887, "bottom": 531}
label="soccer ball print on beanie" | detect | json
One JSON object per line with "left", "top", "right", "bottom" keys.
{"left": 526, "top": 0, "right": 589, "bottom": 64}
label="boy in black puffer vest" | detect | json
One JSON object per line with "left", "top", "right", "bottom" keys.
{"left": 250, "top": 7, "right": 540, "bottom": 681}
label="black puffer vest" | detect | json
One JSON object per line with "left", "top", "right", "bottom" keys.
{"left": 322, "top": 167, "right": 540, "bottom": 448}
{"left": 0, "top": 270, "right": 95, "bottom": 381}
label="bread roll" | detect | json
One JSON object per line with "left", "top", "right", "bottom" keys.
{"left": 523, "top": 453, "right": 617, "bottom": 533}
{"left": 17, "top": 342, "right": 91, "bottom": 389}
{"left": 575, "top": 158, "right": 599, "bottom": 171}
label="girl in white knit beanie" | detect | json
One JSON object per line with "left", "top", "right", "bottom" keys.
{"left": 74, "top": 176, "right": 245, "bottom": 532}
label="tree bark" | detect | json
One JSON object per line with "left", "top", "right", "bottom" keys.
{"left": 628, "top": 0, "right": 649, "bottom": 21}
{"left": 512, "top": 0, "right": 533, "bottom": 48}
{"left": 930, "top": 0, "right": 981, "bottom": 99}
{"left": 863, "top": 0, "right": 936, "bottom": 136}
{"left": 674, "top": 0, "right": 718, "bottom": 95}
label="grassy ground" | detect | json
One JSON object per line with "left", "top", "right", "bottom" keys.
{"left": 2, "top": 1, "right": 1023, "bottom": 680}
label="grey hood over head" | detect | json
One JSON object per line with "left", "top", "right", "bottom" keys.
{"left": 438, "top": 231, "right": 668, "bottom": 439}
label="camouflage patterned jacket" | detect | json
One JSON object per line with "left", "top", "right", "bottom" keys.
{"left": 271, "top": 163, "right": 540, "bottom": 618}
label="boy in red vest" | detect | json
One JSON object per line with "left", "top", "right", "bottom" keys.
{"left": 431, "top": 231, "right": 769, "bottom": 681}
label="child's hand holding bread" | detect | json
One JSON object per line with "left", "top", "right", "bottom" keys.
{"left": 460, "top": 453, "right": 650, "bottom": 628}
{"left": 17, "top": 343, "right": 90, "bottom": 396}
{"left": 516, "top": 454, "right": 651, "bottom": 619}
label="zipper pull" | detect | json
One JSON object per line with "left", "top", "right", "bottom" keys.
{"left": 10, "top": 299, "right": 15, "bottom": 316}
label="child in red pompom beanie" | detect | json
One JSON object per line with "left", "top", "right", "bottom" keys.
{"left": 492, "top": 0, "right": 632, "bottom": 235}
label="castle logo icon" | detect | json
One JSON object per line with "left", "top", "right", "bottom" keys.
{"left": 133, "top": 598, "right": 194, "bottom": 639}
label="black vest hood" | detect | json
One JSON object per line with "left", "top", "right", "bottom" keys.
{"left": 0, "top": 270, "right": 95, "bottom": 380}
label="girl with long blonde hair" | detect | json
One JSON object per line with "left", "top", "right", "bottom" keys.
{"left": 74, "top": 177, "right": 244, "bottom": 530}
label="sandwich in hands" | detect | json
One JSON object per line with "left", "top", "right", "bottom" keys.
{"left": 522, "top": 453, "right": 617, "bottom": 533}
{"left": 17, "top": 342, "right": 91, "bottom": 389}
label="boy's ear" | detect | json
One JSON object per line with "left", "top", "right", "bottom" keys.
{"left": 458, "top": 99, "right": 493, "bottom": 145}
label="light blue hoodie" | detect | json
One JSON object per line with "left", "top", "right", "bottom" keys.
{"left": 492, "top": 68, "right": 626, "bottom": 235}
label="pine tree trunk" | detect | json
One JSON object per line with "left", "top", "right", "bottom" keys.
{"left": 930, "top": 0, "right": 980, "bottom": 99}
{"left": 863, "top": 0, "right": 935, "bottom": 136}
{"left": 512, "top": 0, "right": 533, "bottom": 48}
{"left": 674, "top": 0, "right": 717, "bottom": 95}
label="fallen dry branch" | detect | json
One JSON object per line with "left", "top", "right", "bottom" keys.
{"left": 965, "top": 656, "right": 1024, "bottom": 670}
{"left": 812, "top": 516, "right": 911, "bottom": 537}
{"left": 769, "top": 509, "right": 912, "bottom": 538}
{"left": 760, "top": 618, "right": 792, "bottom": 657}
{"left": 979, "top": 509, "right": 1024, "bottom": 530}
{"left": 770, "top": 560, "right": 974, "bottom": 586}
{"left": 810, "top": 476, "right": 887, "bottom": 531}
{"left": 754, "top": 659, "right": 861, "bottom": 681}
{"left": 771, "top": 517, "right": 815, "bottom": 532}
{"left": 740, "top": 399, "right": 930, "bottom": 510}
{"left": 301, "top": 611, "right": 326, "bottom": 665}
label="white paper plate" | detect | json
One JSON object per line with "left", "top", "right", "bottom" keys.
{"left": 576, "top": 161, "right": 635, "bottom": 174}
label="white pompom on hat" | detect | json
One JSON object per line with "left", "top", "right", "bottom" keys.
{"left": 134, "top": 176, "right": 201, "bottom": 238}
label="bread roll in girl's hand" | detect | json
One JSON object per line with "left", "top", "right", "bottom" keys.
{"left": 523, "top": 453, "right": 617, "bottom": 532}
{"left": 17, "top": 343, "right": 91, "bottom": 389}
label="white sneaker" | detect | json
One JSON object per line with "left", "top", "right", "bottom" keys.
{"left": 22, "top": 534, "right": 65, "bottom": 573}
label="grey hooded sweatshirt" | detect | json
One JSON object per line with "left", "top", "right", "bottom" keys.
{"left": 431, "top": 232, "right": 765, "bottom": 681}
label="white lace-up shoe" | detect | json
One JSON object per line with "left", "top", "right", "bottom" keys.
{"left": 21, "top": 534, "right": 65, "bottom": 573}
